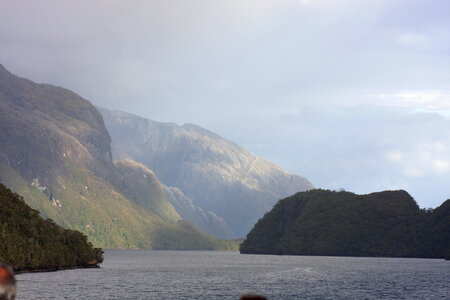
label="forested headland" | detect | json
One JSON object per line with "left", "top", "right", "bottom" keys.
{"left": 240, "top": 189, "right": 450, "bottom": 259}
{"left": 0, "top": 183, "right": 103, "bottom": 272}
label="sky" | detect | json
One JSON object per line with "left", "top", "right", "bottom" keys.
{"left": 1, "top": 0, "right": 449, "bottom": 208}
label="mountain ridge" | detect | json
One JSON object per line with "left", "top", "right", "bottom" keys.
{"left": 99, "top": 107, "right": 314, "bottom": 238}
{"left": 0, "top": 63, "right": 237, "bottom": 250}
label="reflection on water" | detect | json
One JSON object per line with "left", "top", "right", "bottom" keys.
{"left": 17, "top": 250, "right": 449, "bottom": 299}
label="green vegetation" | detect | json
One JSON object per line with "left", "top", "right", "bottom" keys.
{"left": 0, "top": 64, "right": 240, "bottom": 250}
{"left": 240, "top": 189, "right": 450, "bottom": 258}
{"left": 114, "top": 159, "right": 180, "bottom": 223}
{"left": 100, "top": 107, "right": 313, "bottom": 239}
{"left": 0, "top": 183, "right": 103, "bottom": 272}
{"left": 0, "top": 163, "right": 239, "bottom": 250}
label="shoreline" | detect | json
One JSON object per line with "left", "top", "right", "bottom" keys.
{"left": 14, "top": 264, "right": 100, "bottom": 275}
{"left": 239, "top": 251, "right": 450, "bottom": 260}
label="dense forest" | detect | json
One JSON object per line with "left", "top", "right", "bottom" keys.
{"left": 240, "top": 189, "right": 450, "bottom": 259}
{"left": 0, "top": 183, "right": 103, "bottom": 272}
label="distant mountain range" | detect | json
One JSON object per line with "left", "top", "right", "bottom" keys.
{"left": 99, "top": 108, "right": 313, "bottom": 238}
{"left": 0, "top": 63, "right": 312, "bottom": 247}
{"left": 240, "top": 189, "right": 450, "bottom": 258}
{"left": 0, "top": 63, "right": 236, "bottom": 249}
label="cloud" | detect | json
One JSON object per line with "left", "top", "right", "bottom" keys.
{"left": 231, "top": 105, "right": 450, "bottom": 208}
{"left": 372, "top": 90, "right": 450, "bottom": 110}
{"left": 386, "top": 141, "right": 450, "bottom": 178}
{"left": 385, "top": 150, "right": 403, "bottom": 163}
{"left": 0, "top": 0, "right": 449, "bottom": 208}
{"left": 397, "top": 33, "right": 431, "bottom": 49}
{"left": 433, "top": 159, "right": 450, "bottom": 173}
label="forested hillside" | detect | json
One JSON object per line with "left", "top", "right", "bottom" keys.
{"left": 240, "top": 189, "right": 450, "bottom": 258}
{"left": 0, "top": 183, "right": 103, "bottom": 272}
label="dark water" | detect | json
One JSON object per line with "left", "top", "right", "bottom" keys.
{"left": 17, "top": 250, "right": 449, "bottom": 299}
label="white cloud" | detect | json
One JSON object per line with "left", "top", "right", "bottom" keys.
{"left": 385, "top": 141, "right": 450, "bottom": 178}
{"left": 397, "top": 33, "right": 431, "bottom": 49}
{"left": 433, "top": 160, "right": 450, "bottom": 173}
{"left": 372, "top": 90, "right": 450, "bottom": 110}
{"left": 386, "top": 150, "right": 403, "bottom": 163}
{"left": 402, "top": 168, "right": 424, "bottom": 178}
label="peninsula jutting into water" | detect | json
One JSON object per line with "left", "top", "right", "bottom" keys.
{"left": 240, "top": 189, "right": 450, "bottom": 259}
{"left": 0, "top": 183, "right": 103, "bottom": 273}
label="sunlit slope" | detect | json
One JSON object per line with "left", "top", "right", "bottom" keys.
{"left": 0, "top": 63, "right": 237, "bottom": 250}
{"left": 114, "top": 159, "right": 180, "bottom": 223}
{"left": 100, "top": 108, "right": 314, "bottom": 238}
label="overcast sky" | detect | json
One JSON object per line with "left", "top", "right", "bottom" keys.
{"left": 1, "top": 0, "right": 449, "bottom": 208}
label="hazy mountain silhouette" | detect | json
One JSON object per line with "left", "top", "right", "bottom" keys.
{"left": 100, "top": 108, "right": 313, "bottom": 237}
{"left": 0, "top": 63, "right": 237, "bottom": 250}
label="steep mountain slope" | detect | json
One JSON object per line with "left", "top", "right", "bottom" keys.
{"left": 114, "top": 159, "right": 180, "bottom": 223}
{"left": 240, "top": 189, "right": 450, "bottom": 258}
{"left": 0, "top": 63, "right": 237, "bottom": 250}
{"left": 99, "top": 108, "right": 314, "bottom": 237}
{"left": 164, "top": 185, "right": 233, "bottom": 238}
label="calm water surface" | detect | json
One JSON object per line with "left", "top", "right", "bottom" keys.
{"left": 17, "top": 250, "right": 449, "bottom": 299}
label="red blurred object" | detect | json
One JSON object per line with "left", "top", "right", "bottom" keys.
{"left": 0, "top": 264, "right": 16, "bottom": 300}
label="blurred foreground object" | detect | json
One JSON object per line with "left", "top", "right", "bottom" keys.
{"left": 0, "top": 264, "right": 15, "bottom": 300}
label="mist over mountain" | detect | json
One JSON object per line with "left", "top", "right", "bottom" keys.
{"left": 163, "top": 185, "right": 233, "bottom": 238}
{"left": 99, "top": 108, "right": 314, "bottom": 237}
{"left": 0, "top": 63, "right": 236, "bottom": 250}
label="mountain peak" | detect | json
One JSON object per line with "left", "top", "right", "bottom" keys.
{"left": 182, "top": 123, "right": 220, "bottom": 139}
{"left": 0, "top": 63, "right": 12, "bottom": 76}
{"left": 0, "top": 65, "right": 236, "bottom": 250}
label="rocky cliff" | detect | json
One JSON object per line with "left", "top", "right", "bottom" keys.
{"left": 99, "top": 108, "right": 314, "bottom": 237}
{"left": 0, "top": 63, "right": 237, "bottom": 250}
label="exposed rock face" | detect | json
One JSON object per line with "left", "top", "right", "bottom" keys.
{"left": 100, "top": 108, "right": 314, "bottom": 237}
{"left": 0, "top": 63, "right": 112, "bottom": 186}
{"left": 164, "top": 186, "right": 234, "bottom": 238}
{"left": 0, "top": 63, "right": 235, "bottom": 249}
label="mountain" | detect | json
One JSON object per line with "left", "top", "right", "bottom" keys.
{"left": 113, "top": 159, "right": 180, "bottom": 223}
{"left": 0, "top": 63, "right": 237, "bottom": 250}
{"left": 164, "top": 185, "right": 233, "bottom": 238}
{"left": 99, "top": 108, "right": 314, "bottom": 238}
{"left": 240, "top": 189, "right": 450, "bottom": 258}
{"left": 0, "top": 183, "right": 103, "bottom": 272}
